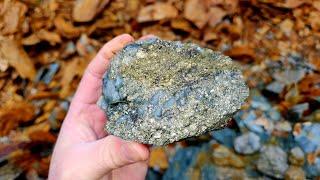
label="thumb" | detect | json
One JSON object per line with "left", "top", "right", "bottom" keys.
{"left": 87, "top": 135, "right": 150, "bottom": 178}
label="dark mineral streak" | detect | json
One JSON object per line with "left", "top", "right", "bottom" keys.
{"left": 98, "top": 38, "right": 249, "bottom": 146}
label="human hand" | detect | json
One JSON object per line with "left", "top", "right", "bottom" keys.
{"left": 49, "top": 34, "right": 155, "bottom": 180}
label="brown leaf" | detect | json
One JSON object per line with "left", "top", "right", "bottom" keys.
{"left": 60, "top": 57, "right": 90, "bottom": 98}
{"left": 224, "top": 45, "right": 256, "bottom": 60}
{"left": 184, "top": 0, "right": 209, "bottom": 29}
{"left": 279, "top": 19, "right": 294, "bottom": 36}
{"left": 0, "top": 1, "right": 27, "bottom": 35}
{"left": 309, "top": 11, "right": 320, "bottom": 31}
{"left": 142, "top": 26, "right": 176, "bottom": 40}
{"left": 22, "top": 29, "right": 61, "bottom": 46}
{"left": 171, "top": 18, "right": 193, "bottom": 32}
{"left": 21, "top": 34, "right": 40, "bottom": 46}
{"left": 137, "top": 2, "right": 178, "bottom": 23}
{"left": 208, "top": 6, "right": 227, "bottom": 27}
{"left": 299, "top": 74, "right": 320, "bottom": 96}
{"left": 313, "top": 1, "right": 320, "bottom": 11}
{"left": 36, "top": 29, "right": 62, "bottom": 46}
{"left": 149, "top": 147, "right": 168, "bottom": 169}
{"left": 27, "top": 91, "right": 59, "bottom": 100}
{"left": 282, "top": 0, "right": 309, "bottom": 8}
{"left": 72, "top": 0, "right": 110, "bottom": 22}
{"left": 0, "top": 37, "right": 36, "bottom": 80}
{"left": 29, "top": 131, "right": 56, "bottom": 143}
{"left": 54, "top": 16, "right": 81, "bottom": 38}
{"left": 0, "top": 100, "right": 35, "bottom": 136}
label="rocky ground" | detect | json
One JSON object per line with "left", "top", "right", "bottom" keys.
{"left": 0, "top": 0, "right": 319, "bottom": 179}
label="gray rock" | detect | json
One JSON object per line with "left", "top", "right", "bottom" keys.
{"left": 289, "top": 147, "right": 305, "bottom": 166}
{"left": 234, "top": 132, "right": 261, "bottom": 154}
{"left": 257, "top": 145, "right": 289, "bottom": 179}
{"left": 99, "top": 38, "right": 249, "bottom": 145}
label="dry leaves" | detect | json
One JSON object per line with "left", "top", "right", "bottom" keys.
{"left": 0, "top": 37, "right": 36, "bottom": 80}
{"left": 72, "top": 0, "right": 110, "bottom": 22}
{"left": 0, "top": 0, "right": 27, "bottom": 35}
{"left": 138, "top": 2, "right": 178, "bottom": 23}
{"left": 0, "top": 100, "right": 35, "bottom": 136}
{"left": 184, "top": 0, "right": 208, "bottom": 28}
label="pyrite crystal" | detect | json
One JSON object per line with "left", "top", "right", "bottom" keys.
{"left": 98, "top": 38, "right": 249, "bottom": 146}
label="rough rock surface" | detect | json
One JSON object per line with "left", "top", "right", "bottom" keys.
{"left": 99, "top": 38, "right": 249, "bottom": 145}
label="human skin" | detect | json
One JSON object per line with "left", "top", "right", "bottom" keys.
{"left": 48, "top": 34, "right": 155, "bottom": 180}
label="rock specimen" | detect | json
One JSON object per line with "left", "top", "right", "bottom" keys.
{"left": 99, "top": 38, "right": 249, "bottom": 145}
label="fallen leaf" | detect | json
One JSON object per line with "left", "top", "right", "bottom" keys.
{"left": 29, "top": 131, "right": 56, "bottom": 143}
{"left": 309, "top": 11, "right": 320, "bottom": 31}
{"left": 0, "top": 100, "right": 35, "bottom": 136}
{"left": 184, "top": 0, "right": 209, "bottom": 29}
{"left": 299, "top": 74, "right": 320, "bottom": 96}
{"left": 0, "top": 1, "right": 27, "bottom": 35}
{"left": 21, "top": 34, "right": 40, "bottom": 46}
{"left": 313, "top": 1, "right": 320, "bottom": 11}
{"left": 36, "top": 29, "right": 62, "bottom": 46}
{"left": 137, "top": 2, "right": 178, "bottom": 23}
{"left": 171, "top": 18, "right": 193, "bottom": 32}
{"left": 0, "top": 37, "right": 36, "bottom": 80}
{"left": 142, "top": 26, "right": 176, "bottom": 40}
{"left": 0, "top": 56, "right": 9, "bottom": 72}
{"left": 54, "top": 16, "right": 81, "bottom": 38}
{"left": 60, "top": 57, "right": 90, "bottom": 98}
{"left": 279, "top": 19, "right": 294, "bottom": 36}
{"left": 224, "top": 44, "right": 256, "bottom": 60}
{"left": 203, "top": 29, "right": 218, "bottom": 41}
{"left": 208, "top": 6, "right": 227, "bottom": 27}
{"left": 282, "top": 0, "right": 308, "bottom": 8}
{"left": 72, "top": 0, "right": 110, "bottom": 22}
{"left": 149, "top": 147, "right": 168, "bottom": 169}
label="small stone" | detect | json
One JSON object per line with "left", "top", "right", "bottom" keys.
{"left": 211, "top": 128, "right": 238, "bottom": 148}
{"left": 294, "top": 123, "right": 320, "bottom": 153}
{"left": 212, "top": 145, "right": 245, "bottom": 168}
{"left": 305, "top": 157, "right": 320, "bottom": 178}
{"left": 257, "top": 145, "right": 289, "bottom": 179}
{"left": 163, "top": 147, "right": 201, "bottom": 180}
{"left": 200, "top": 164, "right": 216, "bottom": 180}
{"left": 234, "top": 132, "right": 261, "bottom": 155}
{"left": 99, "top": 38, "right": 249, "bottom": 145}
{"left": 215, "top": 166, "right": 248, "bottom": 180}
{"left": 285, "top": 166, "right": 306, "bottom": 180}
{"left": 289, "top": 147, "right": 305, "bottom": 166}
{"left": 275, "top": 120, "right": 292, "bottom": 132}
{"left": 266, "top": 81, "right": 285, "bottom": 94}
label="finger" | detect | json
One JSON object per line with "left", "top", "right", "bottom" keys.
{"left": 73, "top": 34, "right": 134, "bottom": 105}
{"left": 139, "top": 34, "right": 157, "bottom": 40}
{"left": 83, "top": 136, "right": 149, "bottom": 178}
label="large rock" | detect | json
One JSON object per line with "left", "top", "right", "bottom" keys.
{"left": 99, "top": 38, "right": 249, "bottom": 145}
